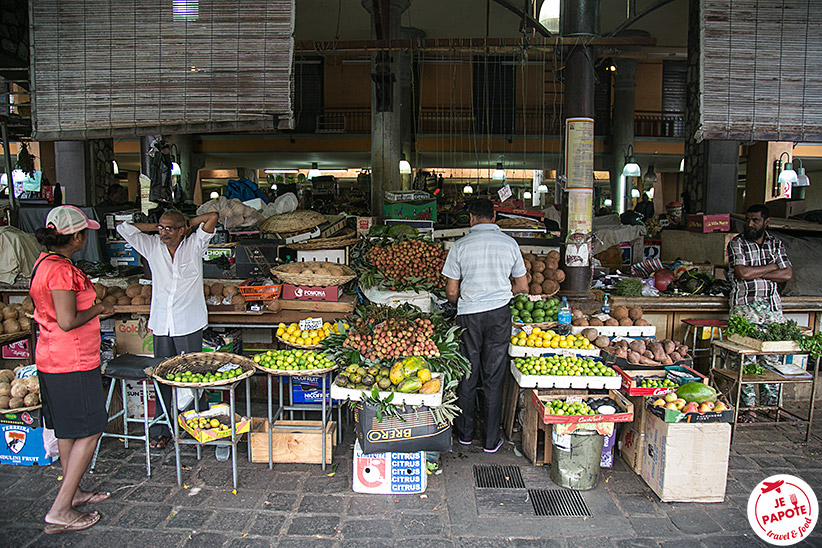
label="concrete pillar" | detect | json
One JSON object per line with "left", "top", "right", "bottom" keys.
{"left": 139, "top": 136, "right": 154, "bottom": 177}
{"left": 54, "top": 141, "right": 89, "bottom": 206}
{"left": 173, "top": 134, "right": 196, "bottom": 203}
{"left": 362, "top": 0, "right": 411, "bottom": 215}
{"left": 611, "top": 59, "right": 637, "bottom": 215}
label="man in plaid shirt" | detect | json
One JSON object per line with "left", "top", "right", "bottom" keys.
{"left": 727, "top": 203, "right": 793, "bottom": 412}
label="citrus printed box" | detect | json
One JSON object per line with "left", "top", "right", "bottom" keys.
{"left": 178, "top": 404, "right": 250, "bottom": 444}
{"left": 114, "top": 319, "right": 153, "bottom": 356}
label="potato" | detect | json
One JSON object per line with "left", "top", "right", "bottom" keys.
{"left": 141, "top": 285, "right": 152, "bottom": 297}
{"left": 531, "top": 272, "right": 545, "bottom": 285}
{"left": 24, "top": 376, "right": 38, "bottom": 393}
{"left": 223, "top": 285, "right": 238, "bottom": 298}
{"left": 10, "top": 383, "right": 27, "bottom": 399}
{"left": 0, "top": 396, "right": 9, "bottom": 410}
{"left": 542, "top": 280, "right": 560, "bottom": 295}
{"left": 594, "top": 336, "right": 610, "bottom": 348}
{"left": 130, "top": 296, "right": 145, "bottom": 306}
{"left": 589, "top": 317, "right": 604, "bottom": 327}
{"left": 203, "top": 284, "right": 211, "bottom": 296}
{"left": 21, "top": 296, "right": 34, "bottom": 314}
{"left": 634, "top": 318, "right": 651, "bottom": 326}
{"left": 23, "top": 393, "right": 40, "bottom": 407}
{"left": 0, "top": 370, "right": 13, "bottom": 383}
{"left": 0, "top": 322, "right": 4, "bottom": 335}
{"left": 3, "top": 319, "right": 20, "bottom": 334}
{"left": 210, "top": 282, "right": 225, "bottom": 296}
{"left": 581, "top": 328, "right": 599, "bottom": 342}
{"left": 532, "top": 260, "right": 546, "bottom": 274}
{"left": 604, "top": 318, "right": 619, "bottom": 326}
{"left": 628, "top": 307, "right": 643, "bottom": 321}
{"left": 553, "top": 269, "right": 566, "bottom": 283}
{"left": 17, "top": 317, "right": 30, "bottom": 331}
{"left": 611, "top": 306, "right": 629, "bottom": 320}
{"left": 529, "top": 283, "right": 543, "bottom": 295}
{"left": 2, "top": 307, "right": 18, "bottom": 320}
{"left": 572, "top": 318, "right": 589, "bottom": 327}
{"left": 0, "top": 383, "right": 9, "bottom": 397}
{"left": 619, "top": 317, "right": 633, "bottom": 326}
{"left": 125, "top": 284, "right": 142, "bottom": 298}
{"left": 327, "top": 265, "right": 345, "bottom": 276}
{"left": 8, "top": 397, "right": 23, "bottom": 410}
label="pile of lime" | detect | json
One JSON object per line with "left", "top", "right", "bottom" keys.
{"left": 514, "top": 356, "right": 616, "bottom": 377}
{"left": 547, "top": 399, "right": 596, "bottom": 416}
{"left": 511, "top": 294, "right": 559, "bottom": 324}
{"left": 638, "top": 377, "right": 677, "bottom": 388}
{"left": 166, "top": 367, "right": 244, "bottom": 384}
{"left": 253, "top": 349, "right": 335, "bottom": 371}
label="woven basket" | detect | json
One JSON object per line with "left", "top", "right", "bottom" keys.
{"left": 0, "top": 330, "right": 31, "bottom": 346}
{"left": 271, "top": 261, "right": 356, "bottom": 286}
{"left": 511, "top": 320, "right": 558, "bottom": 329}
{"left": 259, "top": 210, "right": 327, "bottom": 234}
{"left": 0, "top": 404, "right": 41, "bottom": 414}
{"left": 288, "top": 229, "right": 359, "bottom": 250}
{"left": 152, "top": 352, "right": 256, "bottom": 388}
{"left": 276, "top": 335, "right": 322, "bottom": 350}
{"left": 253, "top": 362, "right": 338, "bottom": 377}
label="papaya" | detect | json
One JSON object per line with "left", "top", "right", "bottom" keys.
{"left": 387, "top": 223, "right": 418, "bottom": 237}
{"left": 401, "top": 356, "right": 426, "bottom": 378}
{"left": 397, "top": 377, "right": 423, "bottom": 393}
{"left": 675, "top": 382, "right": 717, "bottom": 403}
{"left": 389, "top": 362, "right": 405, "bottom": 385}
{"left": 416, "top": 368, "right": 432, "bottom": 383}
{"left": 419, "top": 378, "right": 441, "bottom": 394}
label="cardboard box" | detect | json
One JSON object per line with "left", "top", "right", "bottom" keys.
{"left": 530, "top": 389, "right": 634, "bottom": 425}
{"left": 614, "top": 365, "right": 706, "bottom": 396}
{"left": 354, "top": 402, "right": 452, "bottom": 455}
{"left": 281, "top": 284, "right": 343, "bottom": 302}
{"left": 646, "top": 398, "right": 734, "bottom": 424}
{"left": 384, "top": 199, "right": 437, "bottom": 222}
{"left": 660, "top": 230, "right": 737, "bottom": 266}
{"left": 768, "top": 198, "right": 805, "bottom": 219}
{"left": 687, "top": 214, "right": 730, "bottom": 233}
{"left": 601, "top": 430, "right": 616, "bottom": 468}
{"left": 0, "top": 407, "right": 42, "bottom": 428}
{"left": 625, "top": 395, "right": 648, "bottom": 434}
{"left": 203, "top": 247, "right": 233, "bottom": 261}
{"left": 357, "top": 216, "right": 377, "bottom": 236}
{"left": 291, "top": 376, "right": 331, "bottom": 404}
{"left": 0, "top": 422, "right": 56, "bottom": 466}
{"left": 250, "top": 418, "right": 336, "bottom": 465}
{"left": 618, "top": 424, "right": 644, "bottom": 475}
{"left": 352, "top": 439, "right": 427, "bottom": 494}
{"left": 106, "top": 241, "right": 141, "bottom": 267}
{"left": 125, "top": 380, "right": 157, "bottom": 419}
{"left": 178, "top": 404, "right": 250, "bottom": 444}
{"left": 641, "top": 412, "right": 730, "bottom": 502}
{"left": 114, "top": 319, "right": 153, "bottom": 356}
{"left": 2, "top": 339, "right": 29, "bottom": 360}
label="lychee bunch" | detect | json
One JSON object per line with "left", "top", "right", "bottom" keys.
{"left": 343, "top": 317, "right": 439, "bottom": 361}
{"left": 366, "top": 240, "right": 448, "bottom": 289}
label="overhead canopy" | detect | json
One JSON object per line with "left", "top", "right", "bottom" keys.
{"left": 29, "top": 0, "right": 294, "bottom": 140}
{"left": 700, "top": 0, "right": 822, "bottom": 142}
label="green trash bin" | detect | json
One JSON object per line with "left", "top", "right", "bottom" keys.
{"left": 550, "top": 426, "right": 604, "bottom": 490}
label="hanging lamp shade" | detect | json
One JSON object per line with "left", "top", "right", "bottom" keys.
{"left": 643, "top": 165, "right": 657, "bottom": 188}
{"left": 307, "top": 163, "right": 322, "bottom": 179}
{"left": 492, "top": 162, "right": 506, "bottom": 181}
{"left": 631, "top": 188, "right": 640, "bottom": 198}
{"left": 399, "top": 154, "right": 411, "bottom": 175}
{"left": 523, "top": 191, "right": 532, "bottom": 199}
{"left": 777, "top": 162, "right": 798, "bottom": 184}
{"left": 171, "top": 162, "right": 181, "bottom": 176}
{"left": 463, "top": 183, "right": 474, "bottom": 194}
{"left": 622, "top": 158, "right": 641, "bottom": 177}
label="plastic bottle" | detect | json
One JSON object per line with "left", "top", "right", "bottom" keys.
{"left": 557, "top": 297, "right": 572, "bottom": 335}
{"left": 601, "top": 293, "right": 611, "bottom": 315}
{"left": 53, "top": 183, "right": 62, "bottom": 205}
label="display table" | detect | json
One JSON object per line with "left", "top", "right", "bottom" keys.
{"left": 709, "top": 340, "right": 818, "bottom": 442}
{"left": 170, "top": 377, "right": 252, "bottom": 490}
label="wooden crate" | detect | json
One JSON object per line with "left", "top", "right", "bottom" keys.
{"left": 521, "top": 394, "right": 552, "bottom": 466}
{"left": 727, "top": 334, "right": 802, "bottom": 353}
{"left": 250, "top": 418, "right": 336, "bottom": 465}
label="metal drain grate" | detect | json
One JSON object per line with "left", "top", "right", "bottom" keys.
{"left": 472, "top": 465, "right": 526, "bottom": 489}
{"left": 528, "top": 489, "right": 592, "bottom": 517}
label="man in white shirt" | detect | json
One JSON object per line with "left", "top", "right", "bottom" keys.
{"left": 117, "top": 210, "right": 218, "bottom": 447}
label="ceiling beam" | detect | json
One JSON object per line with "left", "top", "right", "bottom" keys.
{"left": 490, "top": 0, "right": 553, "bottom": 37}
{"left": 605, "top": 0, "right": 676, "bottom": 38}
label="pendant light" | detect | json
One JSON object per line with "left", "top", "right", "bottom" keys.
{"left": 776, "top": 153, "right": 798, "bottom": 185}
{"left": 643, "top": 164, "right": 657, "bottom": 189}
{"left": 631, "top": 187, "right": 640, "bottom": 198}
{"left": 622, "top": 145, "right": 641, "bottom": 177}
{"left": 307, "top": 162, "right": 322, "bottom": 180}
{"left": 399, "top": 154, "right": 411, "bottom": 175}
{"left": 492, "top": 162, "right": 506, "bottom": 181}
{"left": 171, "top": 162, "right": 181, "bottom": 176}
{"left": 112, "top": 160, "right": 119, "bottom": 175}
{"left": 463, "top": 183, "right": 474, "bottom": 194}
{"left": 523, "top": 191, "right": 532, "bottom": 199}
{"left": 209, "top": 191, "right": 219, "bottom": 199}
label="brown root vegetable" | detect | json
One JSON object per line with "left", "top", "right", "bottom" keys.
{"left": 532, "top": 261, "right": 546, "bottom": 274}
{"left": 125, "top": 284, "right": 142, "bottom": 298}
{"left": 10, "top": 383, "right": 27, "bottom": 399}
{"left": 643, "top": 350, "right": 654, "bottom": 359}
{"left": 628, "top": 307, "right": 644, "bottom": 321}
{"left": 0, "top": 383, "right": 9, "bottom": 397}
{"left": 595, "top": 336, "right": 610, "bottom": 348}
{"left": 652, "top": 348, "right": 667, "bottom": 362}
{"left": 627, "top": 350, "right": 642, "bottom": 364}
{"left": 130, "top": 296, "right": 145, "bottom": 306}
{"left": 523, "top": 253, "right": 537, "bottom": 264}
{"left": 604, "top": 318, "right": 619, "bottom": 326}
{"left": 18, "top": 317, "right": 30, "bottom": 331}
{"left": 669, "top": 352, "right": 683, "bottom": 362}
{"left": 589, "top": 317, "right": 604, "bottom": 327}
{"left": 2, "top": 307, "right": 18, "bottom": 320}
{"left": 542, "top": 280, "right": 560, "bottom": 294}
{"left": 616, "top": 339, "right": 630, "bottom": 349}
{"left": 22, "top": 296, "right": 34, "bottom": 314}
{"left": 117, "top": 296, "right": 132, "bottom": 305}
{"left": 619, "top": 317, "right": 633, "bottom": 326}
{"left": 8, "top": 397, "right": 23, "bottom": 410}
{"left": 615, "top": 347, "right": 629, "bottom": 358}
{"left": 572, "top": 318, "right": 589, "bottom": 327}
{"left": 611, "top": 306, "right": 629, "bottom": 320}
{"left": 634, "top": 319, "right": 651, "bottom": 326}
{"left": 629, "top": 339, "right": 646, "bottom": 355}
{"left": 639, "top": 356, "right": 659, "bottom": 366}
{"left": 676, "top": 344, "right": 689, "bottom": 356}
{"left": 0, "top": 370, "right": 13, "bottom": 383}
{"left": 0, "top": 396, "right": 9, "bottom": 410}
{"left": 529, "top": 283, "right": 543, "bottom": 295}
{"left": 661, "top": 339, "right": 676, "bottom": 355}
{"left": 223, "top": 285, "right": 239, "bottom": 298}
{"left": 571, "top": 309, "right": 584, "bottom": 320}
{"left": 531, "top": 272, "right": 545, "bottom": 285}
{"left": 660, "top": 355, "right": 674, "bottom": 365}
{"left": 581, "top": 328, "right": 599, "bottom": 342}
{"left": 3, "top": 319, "right": 20, "bottom": 334}
{"left": 546, "top": 259, "right": 560, "bottom": 270}
{"left": 553, "top": 269, "right": 566, "bottom": 283}
{"left": 24, "top": 376, "right": 38, "bottom": 393}
{"left": 23, "top": 393, "right": 39, "bottom": 407}
{"left": 141, "top": 285, "right": 152, "bottom": 297}
{"left": 210, "top": 282, "right": 225, "bottom": 296}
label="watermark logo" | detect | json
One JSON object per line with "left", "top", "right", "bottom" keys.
{"left": 748, "top": 474, "right": 818, "bottom": 545}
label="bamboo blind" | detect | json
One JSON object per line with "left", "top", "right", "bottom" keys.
{"left": 29, "top": 0, "right": 294, "bottom": 140}
{"left": 700, "top": 0, "right": 822, "bottom": 142}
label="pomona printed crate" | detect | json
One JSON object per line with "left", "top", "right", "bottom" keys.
{"left": 281, "top": 284, "right": 343, "bottom": 302}
{"left": 352, "top": 439, "right": 427, "bottom": 494}
{"left": 530, "top": 389, "right": 634, "bottom": 424}
{"left": 614, "top": 365, "right": 707, "bottom": 396}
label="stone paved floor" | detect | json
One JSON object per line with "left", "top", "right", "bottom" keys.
{"left": 1, "top": 413, "right": 821, "bottom": 548}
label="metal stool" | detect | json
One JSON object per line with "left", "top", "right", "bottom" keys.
{"left": 90, "top": 354, "right": 173, "bottom": 477}
{"left": 682, "top": 319, "right": 728, "bottom": 360}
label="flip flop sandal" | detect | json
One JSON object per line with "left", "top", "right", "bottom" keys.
{"left": 149, "top": 436, "right": 172, "bottom": 449}
{"left": 44, "top": 512, "right": 101, "bottom": 535}
{"left": 738, "top": 414, "right": 756, "bottom": 423}
{"left": 74, "top": 492, "right": 111, "bottom": 507}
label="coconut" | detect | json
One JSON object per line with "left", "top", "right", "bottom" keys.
{"left": 553, "top": 269, "right": 566, "bottom": 283}
{"left": 222, "top": 285, "right": 238, "bottom": 298}
{"left": 529, "top": 283, "right": 543, "bottom": 295}
{"left": 546, "top": 259, "right": 560, "bottom": 271}
{"left": 0, "top": 383, "right": 9, "bottom": 397}
{"left": 604, "top": 318, "right": 619, "bottom": 326}
{"left": 23, "top": 393, "right": 40, "bottom": 407}
{"left": 619, "top": 317, "right": 633, "bottom": 326}
{"left": 572, "top": 318, "right": 589, "bottom": 327}
{"left": 130, "top": 296, "right": 145, "bottom": 306}
{"left": 21, "top": 296, "right": 34, "bottom": 314}
{"left": 634, "top": 318, "right": 651, "bottom": 326}
{"left": 589, "top": 317, "right": 604, "bottom": 327}
{"left": 210, "top": 282, "right": 225, "bottom": 296}
{"left": 0, "top": 370, "right": 13, "bottom": 383}
{"left": 24, "top": 376, "right": 38, "bottom": 393}
{"left": 547, "top": 250, "right": 560, "bottom": 262}
{"left": 0, "top": 396, "right": 9, "bottom": 410}
{"left": 532, "top": 260, "right": 546, "bottom": 274}
{"left": 611, "top": 306, "right": 629, "bottom": 320}
{"left": 125, "top": 284, "right": 142, "bottom": 298}
{"left": 3, "top": 319, "right": 20, "bottom": 334}
{"left": 141, "top": 285, "right": 152, "bottom": 297}
{"left": 103, "top": 295, "right": 118, "bottom": 305}
{"left": 523, "top": 253, "right": 537, "bottom": 264}
{"left": 522, "top": 259, "right": 531, "bottom": 272}
{"left": 203, "top": 284, "right": 211, "bottom": 296}
{"left": 628, "top": 306, "right": 644, "bottom": 321}
{"left": 8, "top": 397, "right": 23, "bottom": 410}
{"left": 116, "top": 296, "right": 131, "bottom": 305}
{"left": 531, "top": 272, "right": 545, "bottom": 285}
{"left": 542, "top": 280, "right": 560, "bottom": 295}
{"left": 2, "top": 307, "right": 18, "bottom": 320}
{"left": 571, "top": 309, "right": 584, "bottom": 320}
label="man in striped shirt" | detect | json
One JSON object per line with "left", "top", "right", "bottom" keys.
{"left": 442, "top": 199, "right": 529, "bottom": 453}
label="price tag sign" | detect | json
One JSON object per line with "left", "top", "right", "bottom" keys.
{"left": 217, "top": 363, "right": 241, "bottom": 373}
{"left": 527, "top": 294, "right": 542, "bottom": 302}
{"left": 560, "top": 349, "right": 576, "bottom": 357}
{"left": 299, "top": 317, "right": 323, "bottom": 331}
{"left": 497, "top": 184, "right": 513, "bottom": 202}
{"left": 566, "top": 396, "right": 583, "bottom": 403}
{"left": 521, "top": 324, "right": 533, "bottom": 336}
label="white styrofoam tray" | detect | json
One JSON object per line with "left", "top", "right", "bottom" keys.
{"left": 571, "top": 325, "right": 657, "bottom": 338}
{"left": 329, "top": 373, "right": 443, "bottom": 407}
{"left": 508, "top": 343, "right": 601, "bottom": 358}
{"left": 509, "top": 360, "right": 622, "bottom": 389}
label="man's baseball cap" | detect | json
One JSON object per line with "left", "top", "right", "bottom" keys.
{"left": 45, "top": 205, "right": 101, "bottom": 234}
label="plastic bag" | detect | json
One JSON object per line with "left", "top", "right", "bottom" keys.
{"left": 273, "top": 193, "right": 298, "bottom": 215}
{"left": 42, "top": 428, "right": 59, "bottom": 459}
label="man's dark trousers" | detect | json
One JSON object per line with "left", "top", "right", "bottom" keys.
{"left": 455, "top": 304, "right": 511, "bottom": 449}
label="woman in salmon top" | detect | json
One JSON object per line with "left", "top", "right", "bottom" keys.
{"left": 30, "top": 206, "right": 113, "bottom": 535}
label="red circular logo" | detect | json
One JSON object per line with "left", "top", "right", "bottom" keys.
{"left": 748, "top": 474, "right": 818, "bottom": 545}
